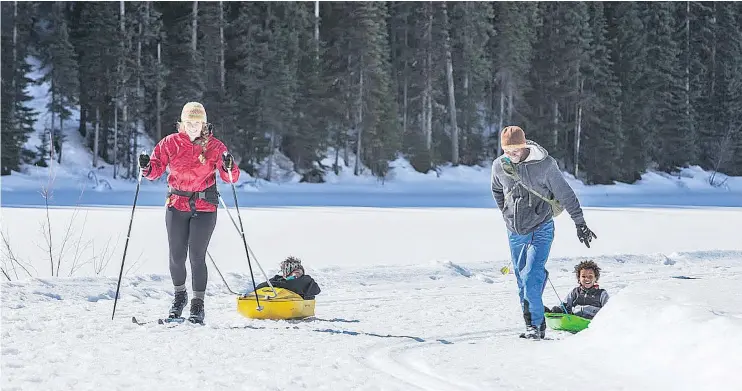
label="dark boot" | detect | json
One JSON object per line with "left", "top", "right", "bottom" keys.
{"left": 188, "top": 298, "right": 205, "bottom": 324}
{"left": 540, "top": 321, "right": 546, "bottom": 339}
{"left": 169, "top": 290, "right": 188, "bottom": 319}
{"left": 519, "top": 325, "right": 542, "bottom": 340}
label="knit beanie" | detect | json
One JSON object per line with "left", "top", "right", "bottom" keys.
{"left": 501, "top": 126, "right": 527, "bottom": 149}
{"left": 181, "top": 102, "right": 207, "bottom": 123}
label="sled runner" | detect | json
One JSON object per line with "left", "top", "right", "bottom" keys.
{"left": 544, "top": 313, "right": 591, "bottom": 333}
{"left": 237, "top": 287, "right": 315, "bottom": 320}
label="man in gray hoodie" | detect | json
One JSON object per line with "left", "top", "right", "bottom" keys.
{"left": 491, "top": 126, "right": 597, "bottom": 340}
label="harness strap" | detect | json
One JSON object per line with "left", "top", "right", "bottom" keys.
{"left": 168, "top": 183, "right": 219, "bottom": 215}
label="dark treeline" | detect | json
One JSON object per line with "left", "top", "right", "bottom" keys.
{"left": 2, "top": 1, "right": 741, "bottom": 183}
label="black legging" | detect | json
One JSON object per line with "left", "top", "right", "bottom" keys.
{"left": 165, "top": 207, "right": 217, "bottom": 293}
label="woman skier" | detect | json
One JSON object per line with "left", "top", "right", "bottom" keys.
{"left": 138, "top": 101, "right": 240, "bottom": 324}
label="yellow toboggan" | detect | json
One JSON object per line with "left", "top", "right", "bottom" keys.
{"left": 237, "top": 286, "right": 315, "bottom": 320}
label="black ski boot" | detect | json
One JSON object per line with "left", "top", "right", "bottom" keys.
{"left": 540, "top": 322, "right": 546, "bottom": 339}
{"left": 188, "top": 298, "right": 205, "bottom": 324}
{"left": 519, "top": 325, "right": 542, "bottom": 340}
{"left": 169, "top": 290, "right": 188, "bottom": 319}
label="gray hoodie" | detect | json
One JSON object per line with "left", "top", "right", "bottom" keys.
{"left": 491, "top": 140, "right": 585, "bottom": 235}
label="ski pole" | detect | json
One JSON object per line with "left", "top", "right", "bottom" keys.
{"left": 224, "top": 154, "right": 262, "bottom": 310}
{"left": 213, "top": 172, "right": 277, "bottom": 297}
{"left": 112, "top": 169, "right": 143, "bottom": 320}
{"left": 206, "top": 250, "right": 241, "bottom": 295}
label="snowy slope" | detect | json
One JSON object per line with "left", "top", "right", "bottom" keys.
{"left": 2, "top": 206, "right": 742, "bottom": 390}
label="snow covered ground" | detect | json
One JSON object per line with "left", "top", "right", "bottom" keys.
{"left": 2, "top": 206, "right": 742, "bottom": 390}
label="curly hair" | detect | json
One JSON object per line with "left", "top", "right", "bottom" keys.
{"left": 574, "top": 260, "right": 601, "bottom": 280}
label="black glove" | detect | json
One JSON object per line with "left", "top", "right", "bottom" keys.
{"left": 138, "top": 152, "right": 150, "bottom": 169}
{"left": 543, "top": 306, "right": 552, "bottom": 314}
{"left": 576, "top": 223, "right": 597, "bottom": 248}
{"left": 551, "top": 306, "right": 565, "bottom": 314}
{"left": 222, "top": 152, "right": 234, "bottom": 170}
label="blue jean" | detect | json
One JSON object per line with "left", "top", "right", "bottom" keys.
{"left": 507, "top": 220, "right": 555, "bottom": 328}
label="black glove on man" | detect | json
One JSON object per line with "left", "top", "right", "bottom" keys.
{"left": 222, "top": 152, "right": 234, "bottom": 170}
{"left": 138, "top": 152, "right": 150, "bottom": 169}
{"left": 576, "top": 223, "right": 597, "bottom": 248}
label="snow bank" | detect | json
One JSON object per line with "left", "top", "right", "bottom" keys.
{"left": 560, "top": 278, "right": 742, "bottom": 390}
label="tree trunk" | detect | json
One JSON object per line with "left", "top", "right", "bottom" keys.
{"left": 333, "top": 147, "right": 339, "bottom": 175}
{"left": 344, "top": 54, "right": 351, "bottom": 167}
{"left": 116, "top": 0, "right": 125, "bottom": 179}
{"left": 354, "top": 66, "right": 364, "bottom": 176}
{"left": 93, "top": 107, "right": 100, "bottom": 168}
{"left": 498, "top": 89, "right": 505, "bottom": 154}
{"left": 710, "top": 4, "right": 716, "bottom": 97}
{"left": 191, "top": 1, "right": 198, "bottom": 53}
{"left": 50, "top": 82, "right": 56, "bottom": 163}
{"left": 124, "top": 95, "right": 130, "bottom": 178}
{"left": 685, "top": 1, "right": 691, "bottom": 136}
{"left": 442, "top": 2, "right": 458, "bottom": 165}
{"left": 266, "top": 129, "right": 275, "bottom": 181}
{"left": 424, "top": 1, "right": 433, "bottom": 152}
{"left": 574, "top": 98, "right": 583, "bottom": 177}
{"left": 114, "top": 102, "right": 118, "bottom": 178}
{"left": 219, "top": 1, "right": 225, "bottom": 93}
{"left": 552, "top": 101, "right": 559, "bottom": 149}
{"left": 11, "top": 1, "right": 17, "bottom": 125}
{"left": 507, "top": 85, "right": 514, "bottom": 123}
{"left": 314, "top": 0, "right": 320, "bottom": 62}
{"left": 156, "top": 42, "right": 162, "bottom": 141}
{"left": 573, "top": 77, "right": 582, "bottom": 176}
{"left": 58, "top": 116, "right": 63, "bottom": 164}
{"left": 402, "top": 14, "right": 408, "bottom": 135}
{"left": 134, "top": 3, "right": 142, "bottom": 178}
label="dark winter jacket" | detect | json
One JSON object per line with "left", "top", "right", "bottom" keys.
{"left": 255, "top": 275, "right": 321, "bottom": 300}
{"left": 551, "top": 285, "right": 609, "bottom": 319}
{"left": 491, "top": 140, "right": 585, "bottom": 235}
{"left": 144, "top": 131, "right": 240, "bottom": 213}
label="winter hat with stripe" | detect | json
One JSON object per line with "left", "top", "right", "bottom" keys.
{"left": 181, "top": 102, "right": 207, "bottom": 123}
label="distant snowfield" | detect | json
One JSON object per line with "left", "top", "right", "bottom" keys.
{"left": 2, "top": 206, "right": 742, "bottom": 390}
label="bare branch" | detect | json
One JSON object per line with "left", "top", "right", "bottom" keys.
{"left": 1, "top": 229, "right": 35, "bottom": 279}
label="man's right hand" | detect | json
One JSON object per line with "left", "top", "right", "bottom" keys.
{"left": 138, "top": 152, "right": 150, "bottom": 169}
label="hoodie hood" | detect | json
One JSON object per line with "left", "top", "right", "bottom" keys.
{"left": 522, "top": 140, "right": 548, "bottom": 163}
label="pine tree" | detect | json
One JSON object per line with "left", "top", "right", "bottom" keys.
{"left": 351, "top": 2, "right": 400, "bottom": 177}
{"left": 579, "top": 3, "right": 623, "bottom": 184}
{"left": 608, "top": 2, "right": 649, "bottom": 182}
{"left": 39, "top": 1, "right": 80, "bottom": 165}
{"left": 644, "top": 2, "right": 687, "bottom": 172}
{"left": 449, "top": 2, "right": 493, "bottom": 165}
{"left": 1, "top": 1, "right": 38, "bottom": 175}
{"left": 73, "top": 1, "right": 119, "bottom": 164}
{"left": 525, "top": 2, "right": 591, "bottom": 171}
{"left": 491, "top": 2, "right": 538, "bottom": 153}
{"left": 709, "top": 3, "right": 742, "bottom": 176}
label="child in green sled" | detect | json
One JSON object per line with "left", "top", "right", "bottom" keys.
{"left": 254, "top": 256, "right": 321, "bottom": 300}
{"left": 546, "top": 260, "right": 609, "bottom": 320}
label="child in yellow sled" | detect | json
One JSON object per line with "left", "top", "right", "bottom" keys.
{"left": 255, "top": 256, "right": 321, "bottom": 299}
{"left": 546, "top": 260, "right": 609, "bottom": 320}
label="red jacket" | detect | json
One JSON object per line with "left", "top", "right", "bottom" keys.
{"left": 144, "top": 131, "right": 240, "bottom": 213}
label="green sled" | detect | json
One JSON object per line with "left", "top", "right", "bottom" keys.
{"left": 544, "top": 313, "right": 591, "bottom": 333}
